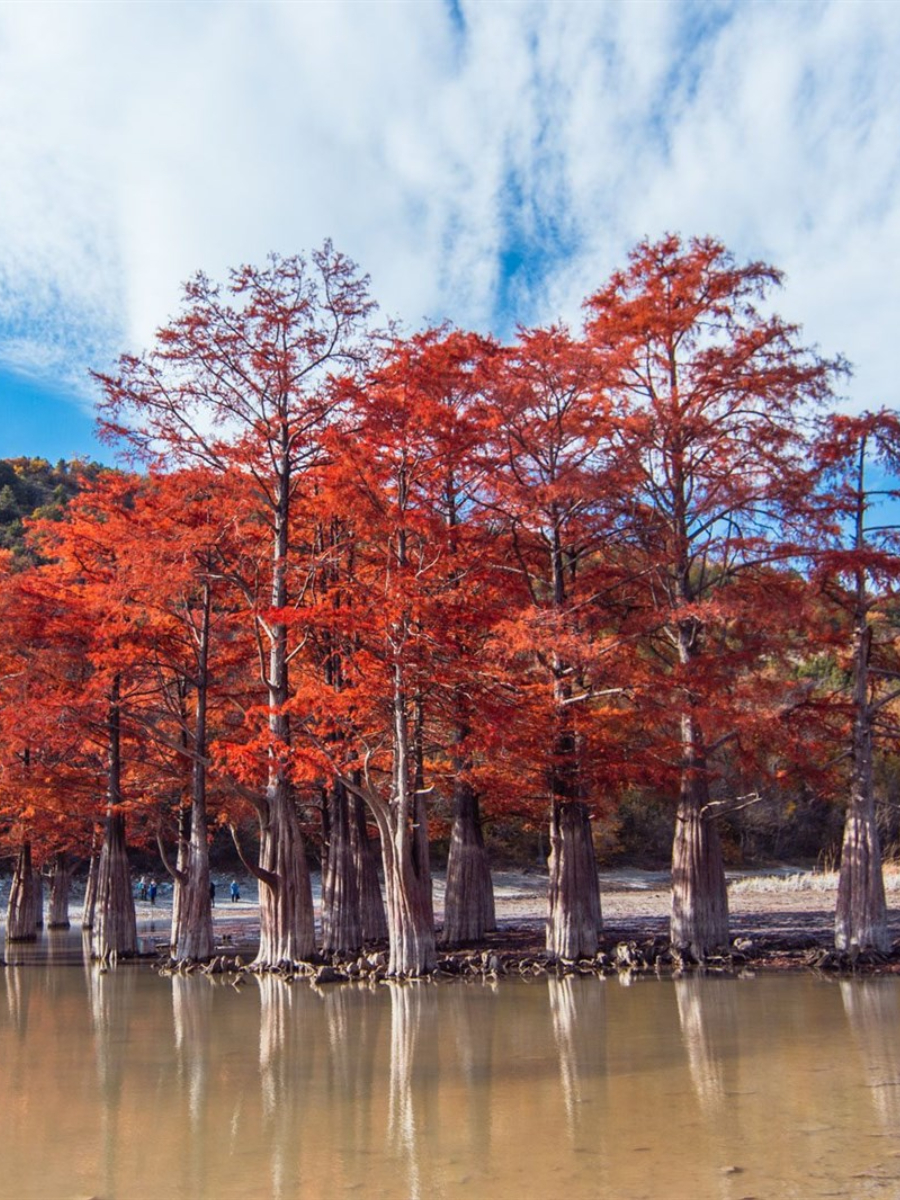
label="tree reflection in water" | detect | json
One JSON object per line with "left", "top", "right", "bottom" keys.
{"left": 170, "top": 975, "right": 219, "bottom": 1197}
{"left": 549, "top": 975, "right": 583, "bottom": 1131}
{"left": 4, "top": 964, "right": 31, "bottom": 1039}
{"left": 841, "top": 979, "right": 900, "bottom": 1130}
{"left": 388, "top": 981, "right": 437, "bottom": 1200}
{"left": 256, "top": 972, "right": 292, "bottom": 1121}
{"left": 4, "top": 960, "right": 900, "bottom": 1198}
{"left": 172, "top": 974, "right": 213, "bottom": 1126}
{"left": 548, "top": 974, "right": 608, "bottom": 1145}
{"left": 444, "top": 979, "right": 498, "bottom": 1164}
{"left": 321, "top": 980, "right": 385, "bottom": 1157}
{"left": 85, "top": 955, "right": 136, "bottom": 1200}
{"left": 255, "top": 973, "right": 302, "bottom": 1199}
{"left": 674, "top": 975, "right": 740, "bottom": 1117}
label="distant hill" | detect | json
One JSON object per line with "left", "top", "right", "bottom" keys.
{"left": 0, "top": 457, "right": 106, "bottom": 562}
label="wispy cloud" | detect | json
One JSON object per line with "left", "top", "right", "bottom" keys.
{"left": 0, "top": 0, "right": 897, "bottom": 413}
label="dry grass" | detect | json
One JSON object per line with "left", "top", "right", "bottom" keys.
{"left": 729, "top": 863, "right": 900, "bottom": 895}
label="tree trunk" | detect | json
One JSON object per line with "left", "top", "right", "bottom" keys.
{"left": 253, "top": 462, "right": 316, "bottom": 969}
{"left": 5, "top": 842, "right": 37, "bottom": 942}
{"left": 546, "top": 800, "right": 601, "bottom": 959}
{"left": 92, "top": 679, "right": 138, "bottom": 961}
{"left": 350, "top": 794, "right": 388, "bottom": 942}
{"left": 170, "top": 580, "right": 216, "bottom": 962}
{"left": 380, "top": 821, "right": 437, "bottom": 977}
{"left": 322, "top": 779, "right": 362, "bottom": 955}
{"left": 169, "top": 804, "right": 190, "bottom": 952}
{"left": 48, "top": 851, "right": 72, "bottom": 929}
{"left": 412, "top": 696, "right": 435, "bottom": 930}
{"left": 836, "top": 805, "right": 887, "bottom": 952}
{"left": 33, "top": 868, "right": 44, "bottom": 928}
{"left": 82, "top": 851, "right": 98, "bottom": 929}
{"left": 386, "top": 667, "right": 435, "bottom": 976}
{"left": 670, "top": 768, "right": 729, "bottom": 957}
{"left": 442, "top": 778, "right": 495, "bottom": 946}
{"left": 545, "top": 681, "right": 600, "bottom": 959}
{"left": 255, "top": 779, "right": 316, "bottom": 967}
{"left": 669, "top": 622, "right": 729, "bottom": 958}
{"left": 91, "top": 811, "right": 138, "bottom": 962}
{"left": 359, "top": 664, "right": 436, "bottom": 977}
{"left": 440, "top": 484, "right": 495, "bottom": 946}
{"left": 168, "top": 788, "right": 214, "bottom": 962}
{"left": 171, "top": 822, "right": 214, "bottom": 962}
{"left": 836, "top": 619, "right": 888, "bottom": 951}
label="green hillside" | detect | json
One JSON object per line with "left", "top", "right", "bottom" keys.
{"left": 0, "top": 457, "right": 105, "bottom": 562}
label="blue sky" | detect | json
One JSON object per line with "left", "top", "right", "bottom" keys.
{"left": 2, "top": 0, "right": 899, "bottom": 465}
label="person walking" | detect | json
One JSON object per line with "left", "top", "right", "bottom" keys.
{"left": 148, "top": 879, "right": 158, "bottom": 906}
{"left": 230, "top": 880, "right": 240, "bottom": 903}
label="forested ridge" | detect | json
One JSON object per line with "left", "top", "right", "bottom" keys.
{"left": 2, "top": 235, "right": 899, "bottom": 973}
{"left": 0, "top": 457, "right": 105, "bottom": 563}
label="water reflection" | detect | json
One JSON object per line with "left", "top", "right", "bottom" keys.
{"left": 83, "top": 959, "right": 138, "bottom": 1200}
{"left": 388, "top": 983, "right": 430, "bottom": 1199}
{"left": 172, "top": 974, "right": 213, "bottom": 1126}
{"left": 548, "top": 975, "right": 606, "bottom": 1140}
{"left": 255, "top": 974, "right": 301, "bottom": 1198}
{"left": 4, "top": 965, "right": 31, "bottom": 1037}
{"left": 2, "top": 964, "right": 900, "bottom": 1199}
{"left": 322, "top": 981, "right": 385, "bottom": 1162}
{"left": 674, "top": 975, "right": 739, "bottom": 1115}
{"left": 444, "top": 980, "right": 497, "bottom": 1164}
{"left": 841, "top": 979, "right": 900, "bottom": 1130}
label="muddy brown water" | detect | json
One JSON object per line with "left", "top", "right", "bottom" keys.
{"left": 2, "top": 931, "right": 900, "bottom": 1199}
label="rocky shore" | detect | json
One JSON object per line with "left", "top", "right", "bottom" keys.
{"left": 151, "top": 867, "right": 900, "bottom": 981}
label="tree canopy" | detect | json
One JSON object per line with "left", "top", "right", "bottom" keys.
{"left": 2, "top": 236, "right": 898, "bottom": 970}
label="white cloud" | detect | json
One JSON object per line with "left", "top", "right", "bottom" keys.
{"left": 0, "top": 0, "right": 898, "bottom": 414}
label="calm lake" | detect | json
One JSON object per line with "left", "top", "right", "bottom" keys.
{"left": 3, "top": 933, "right": 900, "bottom": 1200}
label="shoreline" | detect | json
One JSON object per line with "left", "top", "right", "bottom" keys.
{"left": 5, "top": 868, "right": 900, "bottom": 976}
{"left": 137, "top": 869, "right": 900, "bottom": 978}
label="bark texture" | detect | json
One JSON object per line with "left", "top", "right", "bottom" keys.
{"left": 381, "top": 825, "right": 436, "bottom": 977}
{"left": 322, "top": 780, "right": 362, "bottom": 955}
{"left": 836, "top": 808, "right": 888, "bottom": 952}
{"left": 82, "top": 852, "right": 98, "bottom": 930}
{"left": 5, "top": 843, "right": 38, "bottom": 942}
{"left": 442, "top": 779, "right": 495, "bottom": 946}
{"left": 350, "top": 795, "right": 388, "bottom": 942}
{"left": 48, "top": 852, "right": 72, "bottom": 929}
{"left": 362, "top": 665, "right": 437, "bottom": 977}
{"left": 254, "top": 780, "right": 316, "bottom": 968}
{"left": 835, "top": 623, "right": 888, "bottom": 951}
{"left": 171, "top": 864, "right": 214, "bottom": 961}
{"left": 544, "top": 679, "right": 601, "bottom": 959}
{"left": 91, "top": 812, "right": 138, "bottom": 962}
{"left": 170, "top": 814, "right": 214, "bottom": 962}
{"left": 834, "top": 436, "right": 889, "bottom": 952}
{"left": 670, "top": 625, "right": 730, "bottom": 957}
{"left": 385, "top": 676, "right": 435, "bottom": 977}
{"left": 546, "top": 801, "right": 601, "bottom": 959}
{"left": 170, "top": 580, "right": 216, "bottom": 962}
{"left": 169, "top": 805, "right": 190, "bottom": 951}
{"left": 33, "top": 868, "right": 44, "bottom": 928}
{"left": 670, "top": 771, "right": 729, "bottom": 957}
{"left": 252, "top": 464, "right": 316, "bottom": 969}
